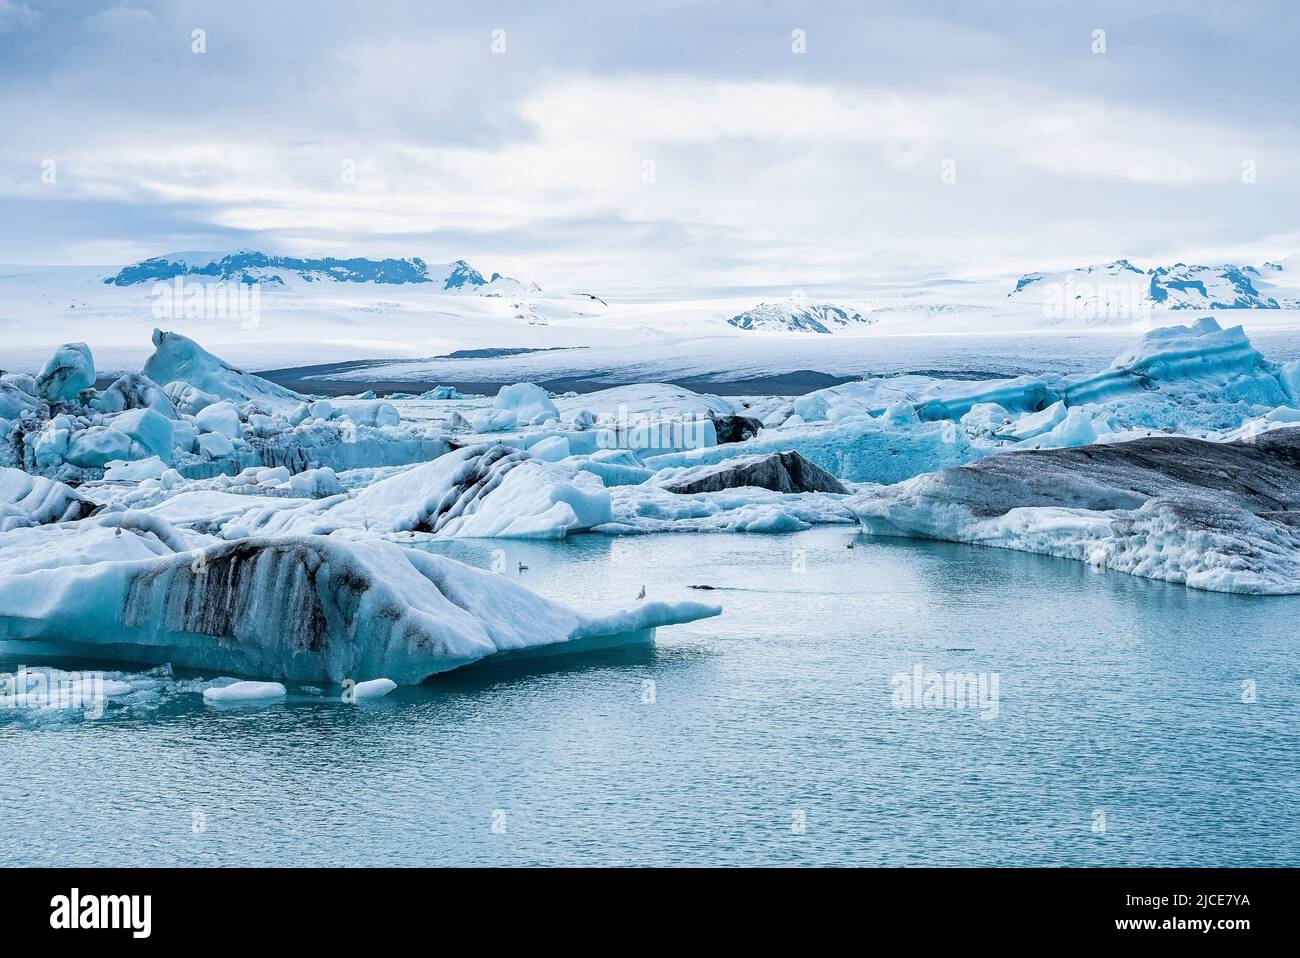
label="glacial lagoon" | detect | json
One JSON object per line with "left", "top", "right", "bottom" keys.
{"left": 3, "top": 527, "right": 1296, "bottom": 867}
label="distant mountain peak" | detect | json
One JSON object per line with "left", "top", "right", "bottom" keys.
{"left": 727, "top": 301, "right": 874, "bottom": 333}
{"left": 1009, "top": 259, "right": 1294, "bottom": 310}
{"left": 103, "top": 251, "right": 535, "bottom": 292}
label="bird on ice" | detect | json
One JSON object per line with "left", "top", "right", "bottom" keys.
{"left": 636, "top": 585, "right": 646, "bottom": 600}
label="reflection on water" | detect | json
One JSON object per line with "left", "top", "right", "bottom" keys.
{"left": 2, "top": 527, "right": 1297, "bottom": 866}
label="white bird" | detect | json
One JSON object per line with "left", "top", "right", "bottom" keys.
{"left": 636, "top": 585, "right": 646, "bottom": 600}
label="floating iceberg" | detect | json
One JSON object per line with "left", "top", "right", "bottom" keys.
{"left": 853, "top": 428, "right": 1300, "bottom": 594}
{"left": 0, "top": 519, "right": 721, "bottom": 683}
{"left": 203, "top": 680, "right": 287, "bottom": 704}
{"left": 601, "top": 483, "right": 856, "bottom": 535}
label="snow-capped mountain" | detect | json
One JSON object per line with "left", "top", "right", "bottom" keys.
{"left": 104, "top": 250, "right": 536, "bottom": 293}
{"left": 727, "top": 301, "right": 874, "bottom": 333}
{"left": 1009, "top": 259, "right": 1298, "bottom": 310}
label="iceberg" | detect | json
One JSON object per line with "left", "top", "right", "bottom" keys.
{"left": 0, "top": 520, "right": 721, "bottom": 683}
{"left": 92, "top": 374, "right": 179, "bottom": 418}
{"left": 1, "top": 380, "right": 46, "bottom": 426}
{"left": 194, "top": 401, "right": 243, "bottom": 439}
{"left": 142, "top": 329, "right": 306, "bottom": 414}
{"left": 158, "top": 444, "right": 615, "bottom": 541}
{"left": 646, "top": 413, "right": 975, "bottom": 484}
{"left": 853, "top": 427, "right": 1300, "bottom": 594}
{"left": 656, "top": 450, "right": 849, "bottom": 495}
{"left": 306, "top": 443, "right": 612, "bottom": 539}
{"left": 0, "top": 467, "right": 94, "bottom": 532}
{"left": 601, "top": 483, "right": 856, "bottom": 535}
{"left": 793, "top": 374, "right": 1057, "bottom": 424}
{"left": 203, "top": 681, "right": 287, "bottom": 704}
{"left": 35, "top": 343, "right": 95, "bottom": 404}
{"left": 108, "top": 408, "right": 175, "bottom": 461}
{"left": 493, "top": 382, "right": 559, "bottom": 426}
{"left": 64, "top": 427, "right": 134, "bottom": 469}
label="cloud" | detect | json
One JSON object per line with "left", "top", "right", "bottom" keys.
{"left": 0, "top": 1, "right": 1296, "bottom": 287}
{"left": 0, "top": 0, "right": 37, "bottom": 32}
{"left": 84, "top": 6, "right": 156, "bottom": 31}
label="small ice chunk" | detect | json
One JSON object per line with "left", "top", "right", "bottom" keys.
{"left": 248, "top": 413, "right": 287, "bottom": 437}
{"left": 203, "top": 681, "right": 287, "bottom": 703}
{"left": 109, "top": 407, "right": 175, "bottom": 460}
{"left": 346, "top": 400, "right": 400, "bottom": 427}
{"left": 104, "top": 456, "right": 168, "bottom": 482}
{"left": 196, "top": 431, "right": 235, "bottom": 459}
{"left": 255, "top": 466, "right": 292, "bottom": 486}
{"left": 883, "top": 400, "right": 919, "bottom": 424}
{"left": 494, "top": 382, "right": 559, "bottom": 424}
{"left": 195, "top": 401, "right": 242, "bottom": 438}
{"left": 471, "top": 408, "right": 517, "bottom": 432}
{"left": 65, "top": 426, "right": 133, "bottom": 468}
{"left": 288, "top": 467, "right": 344, "bottom": 497}
{"left": 528, "top": 435, "right": 571, "bottom": 461}
{"left": 352, "top": 678, "right": 397, "bottom": 699}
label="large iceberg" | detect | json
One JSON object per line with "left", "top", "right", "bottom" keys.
{"left": 324, "top": 443, "right": 612, "bottom": 538}
{"left": 142, "top": 329, "right": 307, "bottom": 414}
{"left": 853, "top": 428, "right": 1300, "bottom": 594}
{"left": 0, "top": 517, "right": 721, "bottom": 683}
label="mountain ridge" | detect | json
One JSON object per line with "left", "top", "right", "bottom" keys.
{"left": 104, "top": 250, "right": 536, "bottom": 292}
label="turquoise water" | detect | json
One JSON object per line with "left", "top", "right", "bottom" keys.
{"left": 2, "top": 527, "right": 1297, "bottom": 866}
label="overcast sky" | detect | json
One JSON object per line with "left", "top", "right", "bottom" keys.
{"left": 2, "top": 0, "right": 1298, "bottom": 291}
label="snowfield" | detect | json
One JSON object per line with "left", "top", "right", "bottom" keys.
{"left": 6, "top": 251, "right": 1300, "bottom": 683}
{"left": 3, "top": 251, "right": 1300, "bottom": 384}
